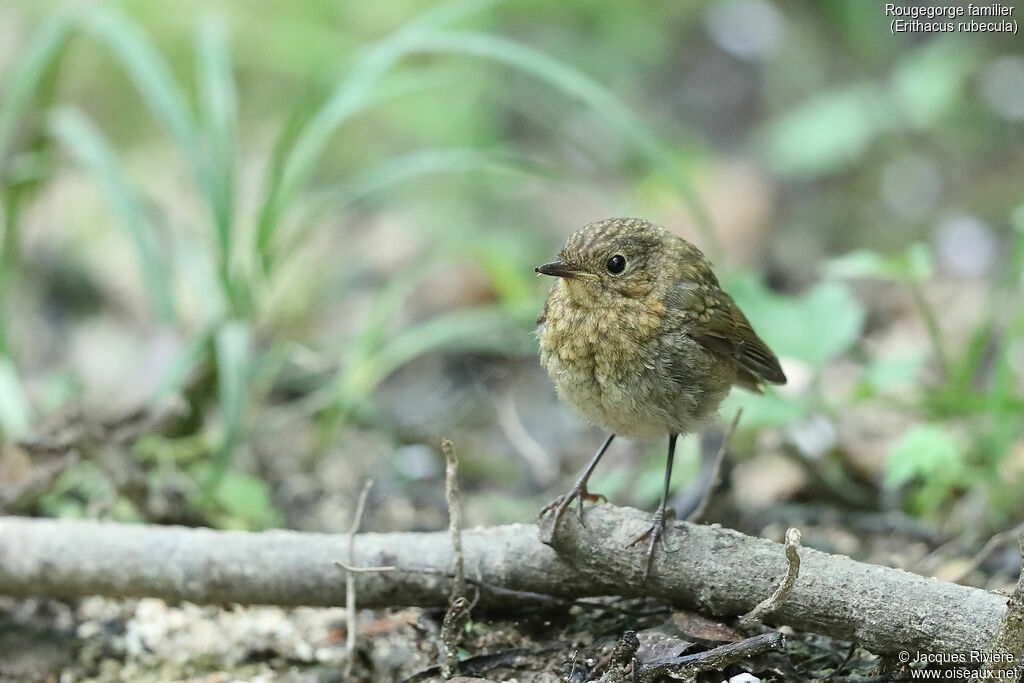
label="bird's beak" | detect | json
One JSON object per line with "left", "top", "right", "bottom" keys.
{"left": 535, "top": 260, "right": 577, "bottom": 278}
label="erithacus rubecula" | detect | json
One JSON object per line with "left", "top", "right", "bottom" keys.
{"left": 535, "top": 218, "right": 786, "bottom": 579}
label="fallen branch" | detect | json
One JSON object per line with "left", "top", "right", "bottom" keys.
{"left": 0, "top": 506, "right": 1011, "bottom": 655}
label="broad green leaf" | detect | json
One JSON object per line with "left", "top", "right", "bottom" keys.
{"left": 861, "top": 350, "right": 927, "bottom": 396}
{"left": 885, "top": 424, "right": 961, "bottom": 488}
{"left": 720, "top": 390, "right": 807, "bottom": 431}
{"left": 826, "top": 244, "right": 933, "bottom": 284}
{"left": 890, "top": 40, "right": 979, "bottom": 129}
{"left": 760, "top": 85, "right": 881, "bottom": 178}
{"left": 724, "top": 274, "right": 865, "bottom": 369}
{"left": 210, "top": 469, "right": 281, "bottom": 529}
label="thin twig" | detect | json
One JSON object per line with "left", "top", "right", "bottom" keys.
{"left": 740, "top": 527, "right": 802, "bottom": 625}
{"left": 950, "top": 519, "right": 1024, "bottom": 584}
{"left": 687, "top": 408, "right": 742, "bottom": 523}
{"left": 442, "top": 438, "right": 465, "bottom": 602}
{"left": 598, "top": 631, "right": 786, "bottom": 683}
{"left": 641, "top": 631, "right": 785, "bottom": 682}
{"left": 441, "top": 438, "right": 468, "bottom": 678}
{"left": 343, "top": 479, "right": 374, "bottom": 677}
{"left": 334, "top": 561, "right": 395, "bottom": 573}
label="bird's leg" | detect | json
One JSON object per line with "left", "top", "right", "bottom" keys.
{"left": 628, "top": 433, "right": 678, "bottom": 583}
{"left": 539, "top": 433, "right": 615, "bottom": 537}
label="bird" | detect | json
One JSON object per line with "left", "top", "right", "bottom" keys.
{"left": 534, "top": 217, "right": 786, "bottom": 579}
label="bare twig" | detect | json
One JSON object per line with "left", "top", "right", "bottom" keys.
{"left": 740, "top": 527, "right": 802, "bottom": 625}
{"left": 440, "top": 595, "right": 472, "bottom": 678}
{"left": 440, "top": 438, "right": 470, "bottom": 678}
{"left": 687, "top": 408, "right": 742, "bottom": 523}
{"left": 951, "top": 519, "right": 1024, "bottom": 584}
{"left": 402, "top": 641, "right": 570, "bottom": 683}
{"left": 442, "top": 439, "right": 464, "bottom": 601}
{"left": 597, "top": 631, "right": 785, "bottom": 683}
{"left": 342, "top": 479, "right": 374, "bottom": 677}
{"left": 637, "top": 631, "right": 785, "bottom": 683}
{"left": 334, "top": 561, "right": 395, "bottom": 573}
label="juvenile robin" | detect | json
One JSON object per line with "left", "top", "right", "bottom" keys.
{"left": 535, "top": 218, "right": 786, "bottom": 578}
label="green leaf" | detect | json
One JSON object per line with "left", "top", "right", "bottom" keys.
{"left": 760, "top": 85, "right": 883, "bottom": 178}
{"left": 720, "top": 390, "right": 807, "bottom": 431}
{"left": 724, "top": 274, "right": 865, "bottom": 369}
{"left": 890, "top": 40, "right": 979, "bottom": 129}
{"left": 826, "top": 244, "right": 933, "bottom": 284}
{"left": 210, "top": 469, "right": 281, "bottom": 529}
{"left": 861, "top": 350, "right": 927, "bottom": 396}
{"left": 885, "top": 424, "right": 961, "bottom": 488}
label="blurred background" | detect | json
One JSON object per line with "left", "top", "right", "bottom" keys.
{"left": 1, "top": 0, "right": 1023, "bottom": 578}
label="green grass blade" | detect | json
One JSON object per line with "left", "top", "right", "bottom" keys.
{"left": 255, "top": 0, "right": 500, "bottom": 275}
{"left": 0, "top": 355, "right": 31, "bottom": 439}
{"left": 214, "top": 320, "right": 251, "bottom": 473}
{"left": 48, "top": 107, "right": 175, "bottom": 323}
{"left": 82, "top": 9, "right": 198, "bottom": 157}
{"left": 0, "top": 12, "right": 77, "bottom": 165}
{"left": 277, "top": 149, "right": 558, "bottom": 262}
{"left": 405, "top": 30, "right": 719, "bottom": 255}
{"left": 196, "top": 16, "right": 237, "bottom": 263}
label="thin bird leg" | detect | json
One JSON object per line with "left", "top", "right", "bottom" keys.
{"left": 628, "top": 433, "right": 678, "bottom": 584}
{"left": 539, "top": 433, "right": 615, "bottom": 532}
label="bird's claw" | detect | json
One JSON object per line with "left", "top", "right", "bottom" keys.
{"left": 538, "top": 484, "right": 605, "bottom": 542}
{"left": 626, "top": 507, "right": 675, "bottom": 584}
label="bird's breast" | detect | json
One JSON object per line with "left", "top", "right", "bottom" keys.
{"left": 538, "top": 291, "right": 675, "bottom": 436}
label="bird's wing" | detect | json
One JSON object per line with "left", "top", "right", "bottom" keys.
{"left": 693, "top": 291, "right": 787, "bottom": 386}
{"left": 667, "top": 281, "right": 786, "bottom": 386}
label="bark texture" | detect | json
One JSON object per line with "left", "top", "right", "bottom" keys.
{"left": 0, "top": 506, "right": 1010, "bottom": 655}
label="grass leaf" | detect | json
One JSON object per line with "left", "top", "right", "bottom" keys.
{"left": 214, "top": 320, "right": 252, "bottom": 471}
{"left": 48, "top": 107, "right": 176, "bottom": 323}
{"left": 0, "top": 356, "right": 31, "bottom": 439}
{"left": 196, "top": 16, "right": 238, "bottom": 263}
{"left": 404, "top": 30, "right": 718, "bottom": 255}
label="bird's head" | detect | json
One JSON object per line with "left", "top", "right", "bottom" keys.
{"left": 536, "top": 218, "right": 693, "bottom": 305}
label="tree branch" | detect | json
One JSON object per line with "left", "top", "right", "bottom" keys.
{"left": 0, "top": 506, "right": 1010, "bottom": 655}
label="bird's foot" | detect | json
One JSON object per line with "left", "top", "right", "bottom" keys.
{"left": 538, "top": 483, "right": 606, "bottom": 544}
{"left": 626, "top": 507, "right": 675, "bottom": 584}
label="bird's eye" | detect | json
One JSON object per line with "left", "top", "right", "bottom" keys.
{"left": 606, "top": 254, "right": 626, "bottom": 274}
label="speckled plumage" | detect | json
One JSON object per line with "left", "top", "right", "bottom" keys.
{"left": 536, "top": 217, "right": 785, "bottom": 439}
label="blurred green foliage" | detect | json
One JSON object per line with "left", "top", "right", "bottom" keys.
{"left": 1, "top": 0, "right": 1022, "bottom": 529}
